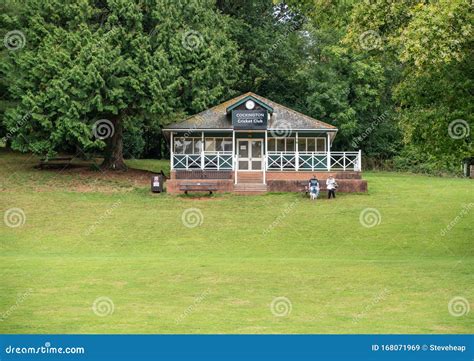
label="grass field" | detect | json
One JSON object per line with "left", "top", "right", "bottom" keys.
{"left": 0, "top": 149, "right": 472, "bottom": 334}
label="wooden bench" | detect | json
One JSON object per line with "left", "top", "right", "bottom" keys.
{"left": 38, "top": 156, "right": 74, "bottom": 169}
{"left": 179, "top": 182, "right": 218, "bottom": 195}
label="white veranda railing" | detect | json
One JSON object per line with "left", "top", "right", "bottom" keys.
{"left": 172, "top": 151, "right": 361, "bottom": 171}
{"left": 266, "top": 151, "right": 361, "bottom": 171}
{"left": 172, "top": 152, "right": 233, "bottom": 170}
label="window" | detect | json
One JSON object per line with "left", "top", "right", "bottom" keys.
{"left": 244, "top": 137, "right": 327, "bottom": 153}
{"left": 205, "top": 138, "right": 232, "bottom": 152}
{"left": 215, "top": 139, "right": 223, "bottom": 152}
{"left": 286, "top": 138, "right": 295, "bottom": 151}
{"left": 174, "top": 138, "right": 184, "bottom": 154}
{"left": 276, "top": 139, "right": 285, "bottom": 152}
{"left": 184, "top": 139, "right": 193, "bottom": 154}
{"left": 174, "top": 137, "right": 203, "bottom": 154}
{"left": 268, "top": 138, "right": 297, "bottom": 152}
{"left": 193, "top": 140, "right": 203, "bottom": 153}
{"left": 222, "top": 139, "right": 232, "bottom": 152}
{"left": 316, "top": 138, "right": 325, "bottom": 152}
{"left": 268, "top": 138, "right": 276, "bottom": 152}
{"left": 297, "top": 137, "right": 326, "bottom": 152}
{"left": 298, "top": 138, "right": 306, "bottom": 152}
{"left": 205, "top": 138, "right": 215, "bottom": 151}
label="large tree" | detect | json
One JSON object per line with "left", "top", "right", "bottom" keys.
{"left": 293, "top": 1, "right": 401, "bottom": 159}
{"left": 3, "top": 0, "right": 240, "bottom": 169}
{"left": 216, "top": 0, "right": 307, "bottom": 105}
{"left": 2, "top": 0, "right": 470, "bottom": 174}
{"left": 0, "top": 0, "right": 23, "bottom": 147}
{"left": 345, "top": 0, "right": 473, "bottom": 171}
{"left": 394, "top": 0, "right": 473, "bottom": 171}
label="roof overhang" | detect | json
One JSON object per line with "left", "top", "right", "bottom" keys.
{"left": 163, "top": 128, "right": 338, "bottom": 132}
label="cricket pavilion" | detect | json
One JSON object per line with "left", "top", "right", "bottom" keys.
{"left": 163, "top": 92, "right": 367, "bottom": 194}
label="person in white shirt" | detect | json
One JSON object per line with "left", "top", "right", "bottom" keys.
{"left": 326, "top": 176, "right": 337, "bottom": 199}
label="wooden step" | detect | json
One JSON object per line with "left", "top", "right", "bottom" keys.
{"left": 234, "top": 183, "right": 268, "bottom": 195}
{"left": 236, "top": 171, "right": 264, "bottom": 183}
{"left": 234, "top": 183, "right": 267, "bottom": 190}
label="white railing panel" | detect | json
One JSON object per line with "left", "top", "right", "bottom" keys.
{"left": 330, "top": 152, "right": 360, "bottom": 171}
{"left": 174, "top": 153, "right": 233, "bottom": 170}
{"left": 265, "top": 151, "right": 361, "bottom": 172}
{"left": 267, "top": 153, "right": 296, "bottom": 170}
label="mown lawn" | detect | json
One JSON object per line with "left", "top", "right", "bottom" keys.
{"left": 0, "top": 150, "right": 472, "bottom": 334}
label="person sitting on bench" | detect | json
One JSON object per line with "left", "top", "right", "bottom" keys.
{"left": 308, "top": 177, "right": 320, "bottom": 200}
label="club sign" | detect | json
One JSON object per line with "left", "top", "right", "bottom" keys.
{"left": 232, "top": 110, "right": 267, "bottom": 130}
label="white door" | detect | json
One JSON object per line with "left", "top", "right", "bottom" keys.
{"left": 238, "top": 140, "right": 263, "bottom": 170}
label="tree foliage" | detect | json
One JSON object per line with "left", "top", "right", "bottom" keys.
{"left": 2, "top": 0, "right": 240, "bottom": 168}
{"left": 346, "top": 0, "right": 472, "bottom": 171}
{"left": 1, "top": 0, "right": 471, "bottom": 173}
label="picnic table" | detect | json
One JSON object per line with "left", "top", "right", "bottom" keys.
{"left": 37, "top": 156, "right": 74, "bottom": 169}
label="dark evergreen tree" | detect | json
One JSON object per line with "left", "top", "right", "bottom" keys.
{"left": 3, "top": 0, "right": 240, "bottom": 169}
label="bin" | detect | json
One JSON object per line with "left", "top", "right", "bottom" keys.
{"left": 463, "top": 157, "right": 473, "bottom": 178}
{"left": 151, "top": 174, "right": 163, "bottom": 193}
